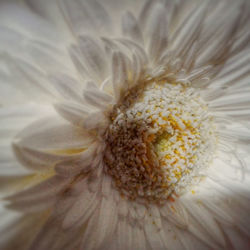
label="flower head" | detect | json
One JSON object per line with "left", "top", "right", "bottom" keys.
{"left": 0, "top": 0, "right": 250, "bottom": 249}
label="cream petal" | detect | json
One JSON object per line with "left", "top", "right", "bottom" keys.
{"left": 182, "top": 199, "right": 226, "bottom": 248}
{"left": 54, "top": 102, "right": 90, "bottom": 127}
{"left": 116, "top": 38, "right": 148, "bottom": 65}
{"left": 200, "top": 88, "right": 226, "bottom": 102}
{"left": 80, "top": 0, "right": 112, "bottom": 34}
{"left": 0, "top": 54, "right": 57, "bottom": 103}
{"left": 0, "top": 210, "right": 48, "bottom": 250}
{"left": 232, "top": 29, "right": 250, "bottom": 54}
{"left": 101, "top": 175, "right": 112, "bottom": 198}
{"left": 48, "top": 73, "right": 84, "bottom": 103}
{"left": 171, "top": 1, "right": 208, "bottom": 57}
{"left": 12, "top": 143, "right": 79, "bottom": 171}
{"left": 138, "top": 0, "right": 156, "bottom": 32}
{"left": 186, "top": 66, "right": 213, "bottom": 83}
{"left": 134, "top": 202, "right": 146, "bottom": 220}
{"left": 0, "top": 2, "right": 61, "bottom": 44}
{"left": 14, "top": 116, "right": 94, "bottom": 151}
{"left": 209, "top": 91, "right": 250, "bottom": 109}
{"left": 24, "top": 40, "right": 72, "bottom": 73}
{"left": 116, "top": 219, "right": 133, "bottom": 250}
{"left": 78, "top": 35, "right": 107, "bottom": 83}
{"left": 80, "top": 194, "right": 117, "bottom": 250}
{"left": 117, "top": 198, "right": 129, "bottom": 218}
{"left": 5, "top": 175, "right": 70, "bottom": 202}
{"left": 55, "top": 143, "right": 98, "bottom": 177}
{"left": 146, "top": 2, "right": 168, "bottom": 62}
{"left": 217, "top": 50, "right": 250, "bottom": 79}
{"left": 202, "top": 176, "right": 250, "bottom": 236}
{"left": 131, "top": 53, "right": 143, "bottom": 83}
{"left": 161, "top": 219, "right": 187, "bottom": 250}
{"left": 144, "top": 213, "right": 166, "bottom": 250}
{"left": 0, "top": 26, "right": 27, "bottom": 58}
{"left": 202, "top": 198, "right": 234, "bottom": 226}
{"left": 68, "top": 45, "right": 92, "bottom": 80}
{"left": 59, "top": 0, "right": 95, "bottom": 36}
{"left": 62, "top": 182, "right": 99, "bottom": 229}
{"left": 149, "top": 205, "right": 162, "bottom": 230}
{"left": 209, "top": 63, "right": 250, "bottom": 89}
{"left": 122, "top": 11, "right": 144, "bottom": 45}
{"left": 0, "top": 146, "right": 31, "bottom": 176}
{"left": 25, "top": 0, "right": 71, "bottom": 39}
{"left": 83, "top": 83, "right": 114, "bottom": 109}
{"left": 84, "top": 81, "right": 114, "bottom": 103}
{"left": 59, "top": 0, "right": 111, "bottom": 36}
{"left": 0, "top": 204, "right": 20, "bottom": 236}
{"left": 160, "top": 200, "right": 189, "bottom": 229}
{"left": 112, "top": 51, "right": 131, "bottom": 100}
{"left": 219, "top": 127, "right": 250, "bottom": 145}
{"left": 174, "top": 227, "right": 211, "bottom": 250}
{"left": 131, "top": 226, "right": 147, "bottom": 250}
{"left": 28, "top": 217, "right": 62, "bottom": 250}
{"left": 101, "top": 37, "right": 120, "bottom": 57}
{"left": 222, "top": 226, "right": 250, "bottom": 250}
{"left": 195, "top": 5, "right": 241, "bottom": 67}
{"left": 215, "top": 109, "right": 250, "bottom": 121}
{"left": 82, "top": 111, "right": 109, "bottom": 132}
{"left": 6, "top": 194, "right": 56, "bottom": 213}
{"left": 0, "top": 104, "right": 54, "bottom": 175}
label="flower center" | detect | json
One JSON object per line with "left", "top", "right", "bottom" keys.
{"left": 104, "top": 82, "right": 216, "bottom": 204}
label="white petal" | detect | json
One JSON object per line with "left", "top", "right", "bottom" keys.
{"left": 161, "top": 218, "right": 186, "bottom": 250}
{"left": 195, "top": 5, "right": 241, "bottom": 67}
{"left": 48, "top": 73, "right": 83, "bottom": 103}
{"left": 144, "top": 212, "right": 165, "bottom": 250}
{"left": 54, "top": 102, "right": 90, "bottom": 127}
{"left": 82, "top": 111, "right": 109, "bottom": 132}
{"left": 0, "top": 2, "right": 61, "bottom": 44}
{"left": 28, "top": 217, "right": 61, "bottom": 250}
{"left": 131, "top": 226, "right": 147, "bottom": 250}
{"left": 69, "top": 45, "right": 91, "bottom": 80}
{"left": 62, "top": 182, "right": 98, "bottom": 229}
{"left": 138, "top": 0, "right": 155, "bottom": 32}
{"left": 14, "top": 116, "right": 93, "bottom": 151}
{"left": 182, "top": 200, "right": 225, "bottom": 248}
{"left": 6, "top": 195, "right": 56, "bottom": 213}
{"left": 122, "top": 11, "right": 143, "bottom": 44}
{"left": 160, "top": 200, "right": 189, "bottom": 228}
{"left": 78, "top": 35, "right": 107, "bottom": 83}
{"left": 59, "top": 0, "right": 111, "bottom": 36}
{"left": 171, "top": 1, "right": 208, "bottom": 57}
{"left": 5, "top": 175, "right": 70, "bottom": 202}
{"left": 101, "top": 175, "right": 112, "bottom": 198}
{"left": 12, "top": 143, "right": 79, "bottom": 171}
{"left": 83, "top": 82, "right": 113, "bottom": 109}
{"left": 116, "top": 38, "right": 148, "bottom": 66}
{"left": 112, "top": 51, "right": 130, "bottom": 100}
{"left": 174, "top": 227, "right": 211, "bottom": 250}
{"left": 116, "top": 219, "right": 132, "bottom": 250}
{"left": 146, "top": 2, "right": 168, "bottom": 62}
{"left": 0, "top": 54, "right": 57, "bottom": 103}
{"left": 55, "top": 143, "right": 98, "bottom": 177}
{"left": 80, "top": 194, "right": 117, "bottom": 249}
{"left": 118, "top": 198, "right": 129, "bottom": 218}
{"left": 0, "top": 104, "right": 54, "bottom": 175}
{"left": 209, "top": 91, "right": 250, "bottom": 109}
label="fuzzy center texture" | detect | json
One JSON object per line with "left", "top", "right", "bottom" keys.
{"left": 104, "top": 82, "right": 216, "bottom": 203}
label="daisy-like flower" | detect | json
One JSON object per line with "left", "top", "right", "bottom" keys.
{"left": 0, "top": 0, "right": 250, "bottom": 249}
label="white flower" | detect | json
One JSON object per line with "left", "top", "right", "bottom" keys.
{"left": 0, "top": 0, "right": 250, "bottom": 249}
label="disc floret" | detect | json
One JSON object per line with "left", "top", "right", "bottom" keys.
{"left": 104, "top": 82, "right": 215, "bottom": 203}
